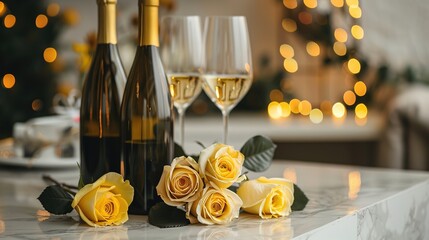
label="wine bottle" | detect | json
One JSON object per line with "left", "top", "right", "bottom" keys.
{"left": 80, "top": 0, "right": 126, "bottom": 184}
{"left": 121, "top": 0, "right": 174, "bottom": 215}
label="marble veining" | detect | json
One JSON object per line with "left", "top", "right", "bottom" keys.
{"left": 0, "top": 161, "right": 428, "bottom": 239}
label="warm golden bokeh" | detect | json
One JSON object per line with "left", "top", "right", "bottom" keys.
{"left": 32, "top": 99, "right": 43, "bottom": 111}
{"left": 35, "top": 14, "right": 48, "bottom": 28}
{"left": 289, "top": 99, "right": 300, "bottom": 114}
{"left": 354, "top": 81, "right": 367, "bottom": 96}
{"left": 280, "top": 44, "right": 295, "bottom": 59}
{"left": 343, "top": 90, "right": 356, "bottom": 106}
{"left": 298, "top": 100, "right": 312, "bottom": 116}
{"left": 269, "top": 89, "right": 284, "bottom": 102}
{"left": 351, "top": 25, "right": 364, "bottom": 40}
{"left": 4, "top": 14, "right": 16, "bottom": 28}
{"left": 2, "top": 74, "right": 15, "bottom": 89}
{"left": 334, "top": 28, "right": 348, "bottom": 43}
{"left": 332, "top": 102, "right": 346, "bottom": 118}
{"left": 280, "top": 102, "right": 291, "bottom": 117}
{"left": 47, "top": 3, "right": 61, "bottom": 17}
{"left": 330, "top": 0, "right": 344, "bottom": 8}
{"left": 298, "top": 12, "right": 312, "bottom": 25}
{"left": 0, "top": 1, "right": 5, "bottom": 16}
{"left": 303, "top": 0, "right": 317, "bottom": 9}
{"left": 355, "top": 103, "right": 367, "bottom": 119}
{"left": 309, "top": 108, "right": 323, "bottom": 124}
{"left": 282, "top": 18, "right": 297, "bottom": 33}
{"left": 306, "top": 41, "right": 320, "bottom": 57}
{"left": 43, "top": 47, "right": 57, "bottom": 63}
{"left": 283, "top": 58, "right": 298, "bottom": 73}
{"left": 349, "top": 6, "right": 362, "bottom": 18}
{"left": 333, "top": 42, "right": 347, "bottom": 56}
{"left": 268, "top": 101, "right": 282, "bottom": 119}
{"left": 347, "top": 58, "right": 361, "bottom": 74}
{"left": 283, "top": 0, "right": 297, "bottom": 9}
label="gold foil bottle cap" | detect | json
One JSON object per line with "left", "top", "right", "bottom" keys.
{"left": 139, "top": 0, "right": 159, "bottom": 6}
{"left": 97, "top": 0, "right": 117, "bottom": 4}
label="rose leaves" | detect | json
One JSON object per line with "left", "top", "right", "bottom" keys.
{"left": 38, "top": 185, "right": 74, "bottom": 215}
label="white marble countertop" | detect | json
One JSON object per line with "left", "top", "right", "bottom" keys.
{"left": 0, "top": 160, "right": 428, "bottom": 239}
{"left": 179, "top": 112, "right": 385, "bottom": 154}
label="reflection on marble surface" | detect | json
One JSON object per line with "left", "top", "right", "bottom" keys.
{"left": 0, "top": 161, "right": 428, "bottom": 239}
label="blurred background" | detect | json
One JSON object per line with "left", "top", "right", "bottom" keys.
{"left": 1, "top": 0, "right": 428, "bottom": 169}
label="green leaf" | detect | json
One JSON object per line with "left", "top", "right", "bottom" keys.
{"left": 291, "top": 184, "right": 309, "bottom": 211}
{"left": 37, "top": 185, "right": 74, "bottom": 215}
{"left": 174, "top": 142, "right": 186, "bottom": 158}
{"left": 241, "top": 135, "right": 276, "bottom": 172}
{"left": 148, "top": 202, "right": 190, "bottom": 228}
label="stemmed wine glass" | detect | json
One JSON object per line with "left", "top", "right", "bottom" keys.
{"left": 202, "top": 16, "right": 253, "bottom": 144}
{"left": 160, "top": 16, "right": 203, "bottom": 148}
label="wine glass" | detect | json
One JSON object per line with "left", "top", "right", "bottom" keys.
{"left": 202, "top": 16, "right": 253, "bottom": 144}
{"left": 160, "top": 16, "right": 203, "bottom": 148}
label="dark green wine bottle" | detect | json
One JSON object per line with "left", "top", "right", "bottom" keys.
{"left": 121, "top": 0, "right": 174, "bottom": 215}
{"left": 80, "top": 0, "right": 126, "bottom": 184}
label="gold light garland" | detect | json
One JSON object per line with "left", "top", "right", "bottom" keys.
{"left": 269, "top": 0, "right": 368, "bottom": 124}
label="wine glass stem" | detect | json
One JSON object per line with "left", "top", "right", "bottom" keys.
{"left": 222, "top": 110, "right": 229, "bottom": 144}
{"left": 177, "top": 108, "right": 185, "bottom": 148}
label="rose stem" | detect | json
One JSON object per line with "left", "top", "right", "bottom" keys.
{"left": 42, "top": 175, "right": 78, "bottom": 195}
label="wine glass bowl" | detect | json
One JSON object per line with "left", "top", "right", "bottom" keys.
{"left": 160, "top": 16, "right": 203, "bottom": 147}
{"left": 202, "top": 16, "right": 253, "bottom": 143}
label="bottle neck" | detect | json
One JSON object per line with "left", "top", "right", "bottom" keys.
{"left": 97, "top": 0, "right": 117, "bottom": 44}
{"left": 138, "top": 0, "right": 159, "bottom": 47}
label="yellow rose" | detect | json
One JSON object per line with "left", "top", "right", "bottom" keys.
{"left": 237, "top": 177, "right": 294, "bottom": 219}
{"left": 71, "top": 172, "right": 134, "bottom": 227}
{"left": 187, "top": 184, "right": 243, "bottom": 225}
{"left": 198, "top": 143, "right": 244, "bottom": 188}
{"left": 156, "top": 156, "right": 204, "bottom": 206}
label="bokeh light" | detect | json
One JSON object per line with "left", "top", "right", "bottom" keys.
{"left": 309, "top": 108, "right": 323, "bottom": 124}
{"left": 47, "top": 3, "right": 60, "bottom": 17}
{"left": 282, "top": 18, "right": 297, "bottom": 33}
{"left": 298, "top": 12, "right": 312, "bottom": 25}
{"left": 298, "top": 100, "right": 312, "bottom": 116}
{"left": 4, "top": 14, "right": 16, "bottom": 28}
{"left": 283, "top": 58, "right": 298, "bottom": 73}
{"left": 303, "top": 0, "right": 317, "bottom": 9}
{"left": 343, "top": 90, "right": 356, "bottom": 106}
{"left": 2, "top": 74, "right": 15, "bottom": 89}
{"left": 330, "top": 0, "right": 344, "bottom": 7}
{"left": 355, "top": 103, "right": 367, "bottom": 119}
{"left": 43, "top": 47, "right": 57, "bottom": 63}
{"left": 334, "top": 28, "right": 348, "bottom": 43}
{"left": 290, "top": 99, "right": 300, "bottom": 114}
{"left": 32, "top": 99, "right": 43, "bottom": 111}
{"left": 306, "top": 41, "right": 320, "bottom": 57}
{"left": 268, "top": 101, "right": 282, "bottom": 119}
{"left": 280, "top": 44, "right": 295, "bottom": 59}
{"left": 283, "top": 0, "right": 297, "bottom": 9}
{"left": 346, "top": 0, "right": 359, "bottom": 7}
{"left": 354, "top": 81, "right": 367, "bottom": 96}
{"left": 332, "top": 102, "right": 346, "bottom": 118}
{"left": 0, "top": 1, "right": 5, "bottom": 16}
{"left": 333, "top": 42, "right": 347, "bottom": 56}
{"left": 35, "top": 14, "right": 48, "bottom": 28}
{"left": 351, "top": 25, "right": 364, "bottom": 39}
{"left": 349, "top": 6, "right": 362, "bottom": 18}
{"left": 347, "top": 58, "right": 361, "bottom": 74}
{"left": 280, "top": 102, "right": 291, "bottom": 117}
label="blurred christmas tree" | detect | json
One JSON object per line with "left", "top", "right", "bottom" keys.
{"left": 0, "top": 0, "right": 65, "bottom": 138}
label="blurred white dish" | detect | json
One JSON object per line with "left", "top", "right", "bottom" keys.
{"left": 0, "top": 155, "right": 78, "bottom": 169}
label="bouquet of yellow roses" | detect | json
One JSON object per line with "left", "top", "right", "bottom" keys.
{"left": 149, "top": 135, "right": 308, "bottom": 227}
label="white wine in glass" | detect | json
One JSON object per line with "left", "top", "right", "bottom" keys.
{"left": 202, "top": 16, "right": 253, "bottom": 144}
{"left": 160, "top": 16, "right": 203, "bottom": 148}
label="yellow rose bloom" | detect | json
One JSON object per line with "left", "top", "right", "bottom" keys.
{"left": 156, "top": 156, "right": 204, "bottom": 207}
{"left": 198, "top": 143, "right": 244, "bottom": 188}
{"left": 71, "top": 172, "right": 134, "bottom": 227}
{"left": 187, "top": 184, "right": 243, "bottom": 225}
{"left": 237, "top": 177, "right": 294, "bottom": 219}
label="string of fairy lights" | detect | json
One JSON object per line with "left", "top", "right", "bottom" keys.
{"left": 268, "top": 0, "right": 368, "bottom": 125}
